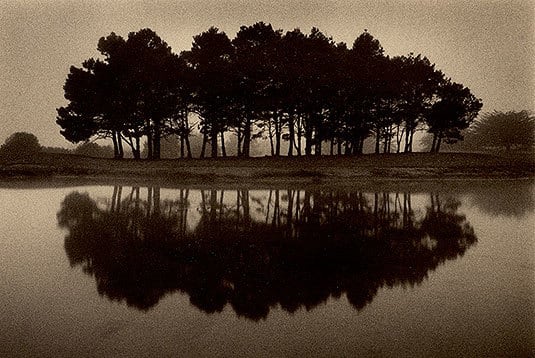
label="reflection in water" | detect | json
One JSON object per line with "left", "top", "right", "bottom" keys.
{"left": 469, "top": 181, "right": 535, "bottom": 218}
{"left": 57, "top": 187, "right": 477, "bottom": 320}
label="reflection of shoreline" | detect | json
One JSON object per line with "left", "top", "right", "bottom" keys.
{"left": 58, "top": 187, "right": 477, "bottom": 320}
{"left": 468, "top": 180, "right": 534, "bottom": 218}
{"left": 2, "top": 176, "right": 534, "bottom": 192}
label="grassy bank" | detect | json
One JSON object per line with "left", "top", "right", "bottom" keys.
{"left": 0, "top": 152, "right": 533, "bottom": 185}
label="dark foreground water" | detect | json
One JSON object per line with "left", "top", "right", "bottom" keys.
{"left": 0, "top": 181, "right": 533, "bottom": 357}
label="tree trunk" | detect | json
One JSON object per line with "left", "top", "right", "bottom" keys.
{"left": 358, "top": 137, "right": 364, "bottom": 154}
{"left": 134, "top": 135, "right": 140, "bottom": 159}
{"left": 386, "top": 129, "right": 392, "bottom": 153}
{"left": 111, "top": 132, "right": 119, "bottom": 159}
{"left": 344, "top": 140, "right": 351, "bottom": 155}
{"left": 314, "top": 132, "right": 322, "bottom": 156}
{"left": 375, "top": 128, "right": 381, "bottom": 154}
{"left": 185, "top": 134, "right": 192, "bottom": 158}
{"left": 237, "top": 128, "right": 242, "bottom": 157}
{"left": 153, "top": 120, "right": 161, "bottom": 160}
{"left": 220, "top": 131, "right": 226, "bottom": 157}
{"left": 116, "top": 131, "right": 124, "bottom": 159}
{"left": 146, "top": 124, "right": 153, "bottom": 160}
{"left": 123, "top": 134, "right": 139, "bottom": 159}
{"left": 435, "top": 136, "right": 442, "bottom": 153}
{"left": 184, "top": 110, "right": 192, "bottom": 158}
{"left": 353, "top": 139, "right": 359, "bottom": 155}
{"left": 408, "top": 130, "right": 414, "bottom": 152}
{"left": 304, "top": 119, "right": 312, "bottom": 156}
{"left": 287, "top": 114, "right": 294, "bottom": 157}
{"left": 274, "top": 114, "right": 281, "bottom": 156}
{"left": 200, "top": 132, "right": 207, "bottom": 158}
{"left": 396, "top": 125, "right": 404, "bottom": 153}
{"left": 243, "top": 117, "right": 251, "bottom": 157}
{"left": 296, "top": 115, "right": 302, "bottom": 156}
{"left": 288, "top": 111, "right": 295, "bottom": 157}
{"left": 383, "top": 126, "right": 391, "bottom": 153}
{"left": 404, "top": 127, "right": 411, "bottom": 153}
{"left": 211, "top": 129, "right": 218, "bottom": 158}
{"left": 430, "top": 133, "right": 437, "bottom": 152}
{"left": 268, "top": 120, "right": 275, "bottom": 156}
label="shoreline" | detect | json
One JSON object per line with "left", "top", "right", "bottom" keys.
{"left": 0, "top": 175, "right": 533, "bottom": 192}
{"left": 1, "top": 152, "right": 533, "bottom": 190}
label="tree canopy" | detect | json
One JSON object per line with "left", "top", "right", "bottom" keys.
{"left": 468, "top": 110, "right": 534, "bottom": 152}
{"left": 57, "top": 24, "right": 483, "bottom": 159}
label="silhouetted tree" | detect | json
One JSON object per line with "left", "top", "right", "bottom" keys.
{"left": 232, "top": 22, "right": 283, "bottom": 156}
{"left": 426, "top": 79, "right": 482, "bottom": 152}
{"left": 122, "top": 29, "right": 187, "bottom": 159}
{"left": 56, "top": 59, "right": 115, "bottom": 154}
{"left": 182, "top": 27, "right": 235, "bottom": 158}
{"left": 394, "top": 54, "right": 444, "bottom": 152}
{"left": 58, "top": 29, "right": 189, "bottom": 160}
{"left": 278, "top": 28, "right": 309, "bottom": 156}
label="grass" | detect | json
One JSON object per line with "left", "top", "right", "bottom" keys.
{"left": 0, "top": 151, "right": 533, "bottom": 186}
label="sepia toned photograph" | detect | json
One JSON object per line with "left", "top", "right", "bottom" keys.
{"left": 1, "top": 1, "right": 533, "bottom": 357}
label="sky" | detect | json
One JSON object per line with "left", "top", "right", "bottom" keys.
{"left": 0, "top": 0, "right": 533, "bottom": 147}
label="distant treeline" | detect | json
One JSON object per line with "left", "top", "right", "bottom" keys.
{"left": 43, "top": 142, "right": 115, "bottom": 158}
{"left": 0, "top": 132, "right": 115, "bottom": 160}
{"left": 56, "top": 23, "right": 484, "bottom": 159}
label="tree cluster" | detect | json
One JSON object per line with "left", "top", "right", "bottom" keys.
{"left": 57, "top": 23, "right": 482, "bottom": 159}
{"left": 422, "top": 110, "right": 534, "bottom": 153}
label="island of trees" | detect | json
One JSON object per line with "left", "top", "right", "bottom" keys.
{"left": 56, "top": 23, "right": 484, "bottom": 160}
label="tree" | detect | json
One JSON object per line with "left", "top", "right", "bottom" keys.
{"left": 278, "top": 28, "right": 309, "bottom": 156}
{"left": 394, "top": 54, "right": 444, "bottom": 152}
{"left": 300, "top": 27, "right": 338, "bottom": 156}
{"left": 56, "top": 60, "right": 110, "bottom": 152}
{"left": 122, "top": 29, "right": 186, "bottom": 160}
{"left": 232, "top": 22, "right": 283, "bottom": 156}
{"left": 58, "top": 29, "right": 189, "bottom": 160}
{"left": 183, "top": 27, "right": 235, "bottom": 158}
{"left": 0, "top": 132, "right": 41, "bottom": 160}
{"left": 343, "top": 30, "right": 386, "bottom": 155}
{"left": 468, "top": 110, "right": 534, "bottom": 152}
{"left": 426, "top": 79, "right": 482, "bottom": 152}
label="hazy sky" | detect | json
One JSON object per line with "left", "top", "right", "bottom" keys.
{"left": 1, "top": 0, "right": 533, "bottom": 147}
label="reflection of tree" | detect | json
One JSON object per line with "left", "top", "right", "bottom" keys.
{"left": 469, "top": 181, "right": 534, "bottom": 218}
{"left": 58, "top": 187, "right": 477, "bottom": 320}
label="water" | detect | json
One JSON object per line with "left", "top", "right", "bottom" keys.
{"left": 0, "top": 181, "right": 533, "bottom": 357}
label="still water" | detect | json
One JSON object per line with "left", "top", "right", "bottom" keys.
{"left": 0, "top": 181, "right": 533, "bottom": 357}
